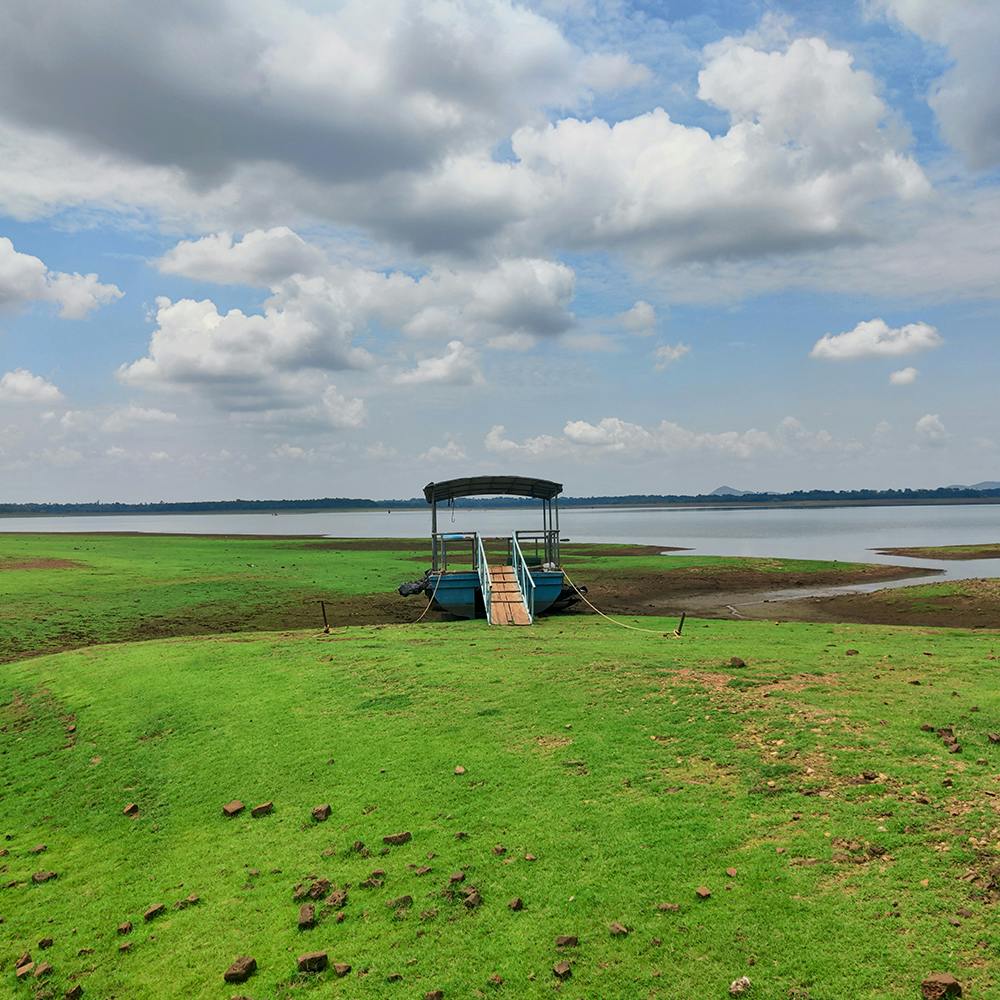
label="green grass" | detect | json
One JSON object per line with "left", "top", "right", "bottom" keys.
{"left": 3, "top": 617, "right": 1000, "bottom": 998}
{"left": 0, "top": 533, "right": 917, "bottom": 664}
{"left": 877, "top": 543, "right": 1000, "bottom": 560}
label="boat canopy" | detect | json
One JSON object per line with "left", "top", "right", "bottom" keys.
{"left": 423, "top": 476, "right": 562, "bottom": 504}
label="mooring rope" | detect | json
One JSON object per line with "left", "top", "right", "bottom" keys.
{"left": 413, "top": 570, "right": 445, "bottom": 624}
{"left": 561, "top": 566, "right": 680, "bottom": 637}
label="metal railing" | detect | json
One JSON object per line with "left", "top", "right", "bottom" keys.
{"left": 476, "top": 533, "right": 493, "bottom": 623}
{"left": 514, "top": 529, "right": 560, "bottom": 567}
{"left": 510, "top": 533, "right": 536, "bottom": 623}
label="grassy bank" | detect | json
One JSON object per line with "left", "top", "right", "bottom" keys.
{"left": 877, "top": 544, "right": 1000, "bottom": 561}
{"left": 0, "top": 533, "right": 929, "bottom": 663}
{"left": 2, "top": 617, "right": 998, "bottom": 998}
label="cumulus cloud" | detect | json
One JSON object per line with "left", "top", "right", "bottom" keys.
{"left": 889, "top": 366, "right": 919, "bottom": 385}
{"left": 875, "top": 0, "right": 1000, "bottom": 170}
{"left": 653, "top": 343, "right": 690, "bottom": 370}
{"left": 420, "top": 439, "right": 467, "bottom": 462}
{"left": 395, "top": 341, "right": 483, "bottom": 386}
{"left": 0, "top": 236, "right": 121, "bottom": 318}
{"left": 101, "top": 405, "right": 179, "bottom": 433}
{"left": 915, "top": 412, "right": 949, "bottom": 445}
{"left": 810, "top": 319, "right": 942, "bottom": 360}
{"left": 0, "top": 368, "right": 63, "bottom": 403}
{"left": 618, "top": 300, "right": 656, "bottom": 335}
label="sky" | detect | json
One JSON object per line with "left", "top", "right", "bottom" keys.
{"left": 0, "top": 0, "right": 997, "bottom": 502}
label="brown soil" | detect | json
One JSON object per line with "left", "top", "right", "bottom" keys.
{"left": 876, "top": 544, "right": 1000, "bottom": 560}
{"left": 0, "top": 557, "right": 84, "bottom": 571}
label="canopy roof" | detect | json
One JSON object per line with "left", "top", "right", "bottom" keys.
{"left": 423, "top": 475, "right": 563, "bottom": 504}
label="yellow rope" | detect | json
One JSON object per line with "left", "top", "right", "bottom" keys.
{"left": 413, "top": 570, "right": 445, "bottom": 624}
{"left": 561, "top": 566, "right": 680, "bottom": 637}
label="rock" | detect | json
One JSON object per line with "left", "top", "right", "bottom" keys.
{"left": 956, "top": 907, "right": 973, "bottom": 918}
{"left": 862, "top": 770, "right": 878, "bottom": 782}
{"left": 29, "top": 844, "right": 47, "bottom": 854}
{"left": 32, "top": 870, "right": 57, "bottom": 883}
{"left": 123, "top": 803, "right": 139, "bottom": 817}
{"left": 297, "top": 951, "right": 328, "bottom": 973}
{"left": 454, "top": 766, "right": 466, "bottom": 775}
{"left": 553, "top": 960, "right": 572, "bottom": 980}
{"left": 949, "top": 744, "right": 963, "bottom": 754}
{"left": 609, "top": 921, "right": 629, "bottom": 936}
{"left": 118, "top": 942, "right": 132, "bottom": 953}
{"left": 846, "top": 649, "right": 859, "bottom": 656}
{"left": 920, "top": 724, "right": 935, "bottom": 732}
{"left": 729, "top": 976, "right": 752, "bottom": 996}
{"left": 307, "top": 878, "right": 331, "bottom": 900}
{"left": 16, "top": 962, "right": 34, "bottom": 980}
{"left": 15, "top": 951, "right": 31, "bottom": 970}
{"left": 455, "top": 831, "right": 468, "bottom": 840}
{"left": 38, "top": 937, "right": 53, "bottom": 949}
{"left": 223, "top": 956, "right": 257, "bottom": 983}
{"left": 144, "top": 903, "right": 165, "bottom": 921}
{"left": 462, "top": 886, "right": 482, "bottom": 908}
{"left": 656, "top": 902, "right": 680, "bottom": 912}
{"left": 524, "top": 853, "right": 537, "bottom": 861}
{"left": 921, "top": 973, "right": 962, "bottom": 999}
{"left": 222, "top": 801, "right": 245, "bottom": 818}
{"left": 426, "top": 992, "right": 445, "bottom": 999}
{"left": 508, "top": 897, "right": 524, "bottom": 911}
{"left": 383, "top": 831, "right": 411, "bottom": 846}
{"left": 325, "top": 888, "right": 348, "bottom": 909}
{"left": 34, "top": 961, "right": 53, "bottom": 978}
{"left": 695, "top": 886, "right": 712, "bottom": 899}
{"left": 555, "top": 935, "right": 578, "bottom": 948}
{"left": 311, "top": 804, "right": 331, "bottom": 822}
{"left": 414, "top": 865, "right": 432, "bottom": 876}
{"left": 175, "top": 892, "right": 199, "bottom": 909}
{"left": 65, "top": 986, "right": 84, "bottom": 999}
{"left": 726, "top": 867, "right": 738, "bottom": 878}
{"left": 298, "top": 904, "right": 316, "bottom": 929}
{"left": 492, "top": 844, "right": 507, "bottom": 856}
{"left": 729, "top": 657, "right": 747, "bottom": 668}
{"left": 387, "top": 894, "right": 413, "bottom": 909}
{"left": 988, "top": 733, "right": 1000, "bottom": 744}
{"left": 489, "top": 973, "right": 504, "bottom": 986}
{"left": 333, "top": 962, "right": 351, "bottom": 976}
{"left": 251, "top": 801, "right": 273, "bottom": 818}
{"left": 118, "top": 921, "right": 132, "bottom": 935}
{"left": 449, "top": 871, "right": 466, "bottom": 884}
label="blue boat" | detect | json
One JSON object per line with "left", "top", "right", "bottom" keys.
{"left": 421, "top": 476, "right": 566, "bottom": 625}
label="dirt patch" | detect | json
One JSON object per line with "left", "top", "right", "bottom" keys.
{"left": 0, "top": 557, "right": 84, "bottom": 571}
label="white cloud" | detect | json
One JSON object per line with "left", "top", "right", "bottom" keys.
{"left": 0, "top": 236, "right": 121, "bottom": 318}
{"left": 320, "top": 384, "right": 366, "bottom": 429}
{"left": 395, "top": 340, "right": 484, "bottom": 386}
{"left": 810, "top": 319, "right": 942, "bottom": 360}
{"left": 271, "top": 443, "right": 311, "bottom": 460}
{"left": 485, "top": 424, "right": 563, "bottom": 457}
{"left": 102, "top": 405, "right": 178, "bottom": 433}
{"left": 618, "top": 300, "right": 656, "bottom": 335}
{"left": 915, "top": 412, "right": 949, "bottom": 445}
{"left": 420, "top": 439, "right": 467, "bottom": 462}
{"left": 889, "top": 366, "right": 919, "bottom": 385}
{"left": 653, "top": 342, "right": 690, "bottom": 370}
{"left": 875, "top": 0, "right": 1000, "bottom": 170}
{"left": 0, "top": 368, "right": 64, "bottom": 403}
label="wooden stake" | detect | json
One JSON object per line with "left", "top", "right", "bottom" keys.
{"left": 319, "top": 600, "right": 330, "bottom": 634}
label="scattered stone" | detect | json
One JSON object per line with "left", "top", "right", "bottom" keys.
{"left": 656, "top": 902, "right": 680, "bottom": 912}
{"left": 862, "top": 771, "right": 878, "bottom": 782}
{"left": 524, "top": 853, "right": 537, "bottom": 861}
{"left": 729, "top": 976, "right": 752, "bottom": 997}
{"left": 555, "top": 935, "right": 578, "bottom": 948}
{"left": 726, "top": 867, "right": 738, "bottom": 878}
{"left": 462, "top": 886, "right": 482, "bottom": 908}
{"left": 223, "top": 956, "right": 257, "bottom": 983}
{"left": 333, "top": 962, "right": 351, "bottom": 977}
{"left": 988, "top": 733, "right": 1000, "bottom": 745}
{"left": 298, "top": 904, "right": 316, "bottom": 929}
{"left": 38, "top": 937, "right": 53, "bottom": 949}
{"left": 942, "top": 778, "right": 953, "bottom": 788}
{"left": 729, "top": 657, "right": 747, "bottom": 668}
{"left": 118, "top": 922, "right": 132, "bottom": 935}
{"left": 123, "top": 803, "right": 139, "bottom": 817}
{"left": 920, "top": 724, "right": 935, "bottom": 732}
{"left": 956, "top": 907, "right": 973, "bottom": 918}
{"left": 144, "top": 903, "right": 165, "bottom": 922}
{"left": 454, "top": 766, "right": 466, "bottom": 775}
{"left": 489, "top": 973, "right": 504, "bottom": 986}
{"left": 15, "top": 951, "right": 31, "bottom": 970}
{"left": 449, "top": 871, "right": 466, "bottom": 884}
{"left": 508, "top": 897, "right": 524, "bottom": 911}
{"left": 948, "top": 744, "right": 963, "bottom": 754}
{"left": 387, "top": 894, "right": 413, "bottom": 910}
{"left": 383, "top": 831, "right": 411, "bottom": 846}
{"left": 311, "top": 804, "right": 331, "bottom": 822}
{"left": 65, "top": 986, "right": 84, "bottom": 999}
{"left": 175, "top": 892, "right": 199, "bottom": 909}
{"left": 119, "top": 942, "right": 132, "bottom": 953}
{"left": 845, "top": 649, "right": 859, "bottom": 656}
{"left": 455, "top": 831, "right": 468, "bottom": 840}
{"left": 251, "top": 801, "right": 273, "bottom": 818}
{"left": 920, "top": 973, "right": 962, "bottom": 999}
{"left": 492, "top": 844, "right": 506, "bottom": 856}
{"left": 351, "top": 840, "right": 367, "bottom": 853}
{"left": 909, "top": 679, "right": 922, "bottom": 685}
{"left": 29, "top": 844, "right": 47, "bottom": 854}
{"left": 222, "top": 801, "right": 245, "bottom": 818}
{"left": 695, "top": 886, "right": 712, "bottom": 899}
{"left": 16, "top": 962, "right": 34, "bottom": 980}
{"left": 325, "top": 888, "right": 348, "bottom": 909}
{"left": 297, "top": 951, "right": 328, "bottom": 973}
{"left": 32, "top": 870, "right": 57, "bottom": 883}
{"left": 413, "top": 865, "right": 432, "bottom": 876}
{"left": 386, "top": 972, "right": 403, "bottom": 982}
{"left": 609, "top": 921, "right": 629, "bottom": 937}
{"left": 34, "top": 961, "right": 53, "bottom": 978}
{"left": 553, "top": 960, "right": 572, "bottom": 980}
{"left": 426, "top": 991, "right": 445, "bottom": 1000}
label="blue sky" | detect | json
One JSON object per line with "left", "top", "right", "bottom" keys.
{"left": 0, "top": 0, "right": 997, "bottom": 501}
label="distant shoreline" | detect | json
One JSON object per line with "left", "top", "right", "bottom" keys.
{"left": 3, "top": 494, "right": 1000, "bottom": 518}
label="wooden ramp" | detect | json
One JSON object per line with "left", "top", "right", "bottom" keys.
{"left": 488, "top": 565, "right": 531, "bottom": 625}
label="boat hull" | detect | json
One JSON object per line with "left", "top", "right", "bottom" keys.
{"left": 427, "top": 569, "right": 565, "bottom": 620}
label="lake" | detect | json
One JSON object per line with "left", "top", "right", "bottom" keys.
{"left": 2, "top": 502, "right": 1000, "bottom": 584}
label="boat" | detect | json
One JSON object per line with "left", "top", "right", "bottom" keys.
{"left": 421, "top": 475, "right": 566, "bottom": 625}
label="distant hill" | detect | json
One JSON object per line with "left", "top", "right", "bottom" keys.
{"left": 946, "top": 481, "right": 1000, "bottom": 490}
{"left": 709, "top": 486, "right": 753, "bottom": 496}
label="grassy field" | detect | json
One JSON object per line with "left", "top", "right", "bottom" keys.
{"left": 0, "top": 532, "right": 919, "bottom": 663}
{"left": 877, "top": 544, "right": 1000, "bottom": 561}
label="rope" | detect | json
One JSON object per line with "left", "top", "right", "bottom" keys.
{"left": 561, "top": 566, "right": 680, "bottom": 637}
{"left": 413, "top": 570, "right": 445, "bottom": 624}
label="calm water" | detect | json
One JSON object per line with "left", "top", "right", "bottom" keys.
{"left": 3, "top": 503, "right": 1000, "bottom": 584}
